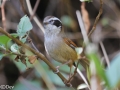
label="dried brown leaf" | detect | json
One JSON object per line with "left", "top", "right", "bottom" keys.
{"left": 81, "top": 2, "right": 90, "bottom": 33}
{"left": 19, "top": 47, "right": 25, "bottom": 54}
{"left": 28, "top": 55, "right": 37, "bottom": 64}
{"left": 20, "top": 56, "right": 27, "bottom": 67}
{"left": 15, "top": 55, "right": 20, "bottom": 62}
{"left": 21, "top": 59, "right": 27, "bottom": 67}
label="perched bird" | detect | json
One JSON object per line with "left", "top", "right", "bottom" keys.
{"left": 43, "top": 16, "right": 89, "bottom": 76}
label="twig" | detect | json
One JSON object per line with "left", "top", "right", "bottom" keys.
{"left": 81, "top": 2, "right": 90, "bottom": 33}
{"left": 28, "top": 37, "right": 39, "bottom": 52}
{"left": 0, "top": 27, "right": 71, "bottom": 87}
{"left": 19, "top": 0, "right": 27, "bottom": 14}
{"left": 0, "top": 46, "right": 27, "bottom": 57}
{"left": 8, "top": 50, "right": 27, "bottom": 57}
{"left": 100, "top": 41, "right": 110, "bottom": 68}
{"left": 76, "top": 10, "right": 91, "bottom": 90}
{"left": 73, "top": 63, "right": 90, "bottom": 90}
{"left": 67, "top": 58, "right": 90, "bottom": 90}
{"left": 30, "top": 0, "right": 40, "bottom": 20}
{"left": 88, "top": 0, "right": 103, "bottom": 37}
{"left": 1, "top": 0, "right": 6, "bottom": 31}
{"left": 67, "top": 59, "right": 80, "bottom": 83}
{"left": 76, "top": 10, "right": 89, "bottom": 45}
{"left": 25, "top": 0, "right": 44, "bottom": 33}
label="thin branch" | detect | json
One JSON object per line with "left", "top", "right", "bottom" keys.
{"left": 67, "top": 59, "right": 80, "bottom": 83}
{"left": 81, "top": 2, "right": 90, "bottom": 33}
{"left": 28, "top": 37, "right": 39, "bottom": 52}
{"left": 0, "top": 27, "right": 72, "bottom": 87}
{"left": 25, "top": 0, "right": 44, "bottom": 33}
{"left": 19, "top": 0, "right": 27, "bottom": 14}
{"left": 66, "top": 58, "right": 90, "bottom": 89}
{"left": 30, "top": 0, "right": 40, "bottom": 20}
{"left": 76, "top": 10, "right": 90, "bottom": 89}
{"left": 76, "top": 10, "right": 89, "bottom": 45}
{"left": 100, "top": 41, "right": 110, "bottom": 68}
{"left": 8, "top": 51, "right": 27, "bottom": 57}
{"left": 0, "top": 46, "right": 27, "bottom": 57}
{"left": 88, "top": 0, "right": 103, "bottom": 37}
{"left": 1, "top": 0, "right": 6, "bottom": 31}
{"left": 26, "top": 0, "right": 41, "bottom": 53}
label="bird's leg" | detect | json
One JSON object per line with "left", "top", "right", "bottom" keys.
{"left": 67, "top": 59, "right": 80, "bottom": 82}
{"left": 56, "top": 60, "right": 72, "bottom": 69}
{"left": 54, "top": 68, "right": 59, "bottom": 74}
{"left": 54, "top": 60, "right": 72, "bottom": 74}
{"left": 63, "top": 66, "right": 73, "bottom": 87}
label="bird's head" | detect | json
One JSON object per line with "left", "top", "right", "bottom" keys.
{"left": 43, "top": 16, "right": 63, "bottom": 36}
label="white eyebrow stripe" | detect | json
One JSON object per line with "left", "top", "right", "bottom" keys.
{"left": 48, "top": 17, "right": 61, "bottom": 23}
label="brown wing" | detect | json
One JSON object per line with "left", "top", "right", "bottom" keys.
{"left": 63, "top": 37, "right": 77, "bottom": 49}
{"left": 63, "top": 38, "right": 89, "bottom": 68}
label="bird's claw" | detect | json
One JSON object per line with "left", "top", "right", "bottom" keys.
{"left": 53, "top": 66, "right": 59, "bottom": 74}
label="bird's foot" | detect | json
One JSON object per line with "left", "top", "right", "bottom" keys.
{"left": 53, "top": 66, "right": 60, "bottom": 74}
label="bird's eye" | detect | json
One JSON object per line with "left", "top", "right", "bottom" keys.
{"left": 49, "top": 20, "right": 53, "bottom": 23}
{"left": 53, "top": 20, "right": 62, "bottom": 27}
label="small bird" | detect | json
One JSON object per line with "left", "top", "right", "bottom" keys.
{"left": 43, "top": 16, "right": 89, "bottom": 76}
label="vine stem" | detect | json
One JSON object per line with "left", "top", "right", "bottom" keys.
{"left": 88, "top": 0, "right": 103, "bottom": 37}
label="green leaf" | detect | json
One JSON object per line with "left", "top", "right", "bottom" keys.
{"left": 0, "top": 33, "right": 18, "bottom": 48}
{"left": 34, "top": 61, "right": 66, "bottom": 86}
{"left": 86, "top": 43, "right": 110, "bottom": 87}
{"left": 13, "top": 79, "right": 41, "bottom": 90}
{"left": 0, "top": 44, "right": 6, "bottom": 50}
{"left": 47, "top": 71, "right": 65, "bottom": 86}
{"left": 20, "top": 37, "right": 27, "bottom": 43}
{"left": 89, "top": 53, "right": 108, "bottom": 81}
{"left": 10, "top": 44, "right": 19, "bottom": 53}
{"left": 106, "top": 53, "right": 120, "bottom": 88}
{"left": 17, "top": 15, "right": 33, "bottom": 37}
